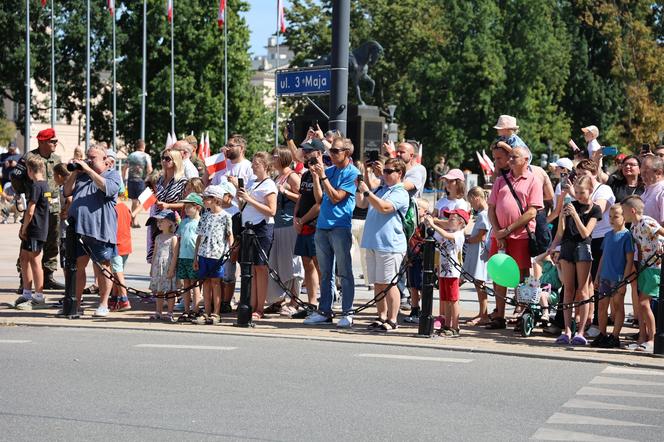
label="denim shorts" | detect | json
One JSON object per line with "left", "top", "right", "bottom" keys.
{"left": 127, "top": 179, "right": 146, "bottom": 200}
{"left": 110, "top": 254, "right": 128, "bottom": 273}
{"left": 559, "top": 241, "right": 592, "bottom": 263}
{"left": 294, "top": 232, "right": 316, "bottom": 258}
{"left": 598, "top": 278, "right": 620, "bottom": 298}
{"left": 76, "top": 235, "right": 117, "bottom": 263}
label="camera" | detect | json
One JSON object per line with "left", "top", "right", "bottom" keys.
{"left": 66, "top": 162, "right": 83, "bottom": 172}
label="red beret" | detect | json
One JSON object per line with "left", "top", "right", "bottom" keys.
{"left": 36, "top": 128, "right": 56, "bottom": 141}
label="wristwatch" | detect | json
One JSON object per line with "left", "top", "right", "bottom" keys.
{"left": 363, "top": 191, "right": 371, "bottom": 197}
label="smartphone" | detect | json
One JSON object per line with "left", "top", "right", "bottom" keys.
{"left": 237, "top": 178, "right": 244, "bottom": 190}
{"left": 560, "top": 172, "right": 569, "bottom": 190}
{"left": 602, "top": 146, "right": 618, "bottom": 156}
{"left": 563, "top": 195, "right": 572, "bottom": 206}
{"left": 367, "top": 150, "right": 379, "bottom": 163}
{"left": 311, "top": 120, "right": 318, "bottom": 128}
{"left": 286, "top": 121, "right": 295, "bottom": 140}
{"left": 641, "top": 143, "right": 651, "bottom": 154}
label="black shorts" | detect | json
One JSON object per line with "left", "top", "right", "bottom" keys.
{"left": 127, "top": 179, "right": 146, "bottom": 200}
{"left": 241, "top": 222, "right": 274, "bottom": 265}
{"left": 560, "top": 241, "right": 593, "bottom": 263}
{"left": 21, "top": 238, "right": 44, "bottom": 253}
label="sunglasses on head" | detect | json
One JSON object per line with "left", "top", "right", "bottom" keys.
{"left": 161, "top": 156, "right": 172, "bottom": 162}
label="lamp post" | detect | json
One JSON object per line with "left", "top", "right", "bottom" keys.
{"left": 328, "top": 0, "right": 350, "bottom": 136}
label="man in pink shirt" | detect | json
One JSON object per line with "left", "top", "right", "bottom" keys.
{"left": 487, "top": 146, "right": 544, "bottom": 329}
{"left": 640, "top": 156, "right": 664, "bottom": 225}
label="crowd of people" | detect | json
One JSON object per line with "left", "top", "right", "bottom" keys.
{"left": 4, "top": 115, "right": 663, "bottom": 353}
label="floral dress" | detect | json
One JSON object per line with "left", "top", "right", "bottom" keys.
{"left": 150, "top": 233, "right": 177, "bottom": 292}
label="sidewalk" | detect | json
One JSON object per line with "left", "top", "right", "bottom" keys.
{"left": 1, "top": 204, "right": 662, "bottom": 370}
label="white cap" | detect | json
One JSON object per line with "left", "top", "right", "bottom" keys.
{"left": 581, "top": 125, "right": 599, "bottom": 138}
{"left": 555, "top": 158, "right": 574, "bottom": 171}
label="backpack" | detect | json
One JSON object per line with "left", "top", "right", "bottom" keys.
{"left": 398, "top": 196, "right": 419, "bottom": 241}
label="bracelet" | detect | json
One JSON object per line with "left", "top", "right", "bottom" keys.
{"left": 320, "top": 176, "right": 328, "bottom": 181}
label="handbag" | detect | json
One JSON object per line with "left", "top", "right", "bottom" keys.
{"left": 500, "top": 171, "right": 551, "bottom": 257}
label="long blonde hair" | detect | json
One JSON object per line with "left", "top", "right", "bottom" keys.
{"left": 163, "top": 148, "right": 184, "bottom": 180}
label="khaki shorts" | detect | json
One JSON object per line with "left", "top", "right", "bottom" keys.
{"left": 365, "top": 249, "right": 405, "bottom": 285}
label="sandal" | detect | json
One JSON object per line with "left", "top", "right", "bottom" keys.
{"left": 149, "top": 313, "right": 162, "bottom": 321}
{"left": 163, "top": 313, "right": 176, "bottom": 323}
{"left": 571, "top": 334, "right": 587, "bottom": 346}
{"left": 251, "top": 312, "right": 263, "bottom": 321}
{"left": 377, "top": 320, "right": 398, "bottom": 332}
{"left": 367, "top": 318, "right": 387, "bottom": 330}
{"left": 177, "top": 312, "right": 190, "bottom": 323}
{"left": 485, "top": 317, "right": 506, "bottom": 330}
{"left": 555, "top": 334, "right": 571, "bottom": 345}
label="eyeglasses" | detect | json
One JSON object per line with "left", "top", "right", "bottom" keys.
{"left": 48, "top": 139, "right": 58, "bottom": 144}
{"left": 161, "top": 156, "right": 173, "bottom": 162}
{"left": 383, "top": 168, "right": 398, "bottom": 175}
{"left": 622, "top": 162, "right": 639, "bottom": 167}
{"left": 329, "top": 148, "right": 347, "bottom": 155}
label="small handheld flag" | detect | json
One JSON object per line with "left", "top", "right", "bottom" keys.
{"left": 138, "top": 187, "right": 157, "bottom": 210}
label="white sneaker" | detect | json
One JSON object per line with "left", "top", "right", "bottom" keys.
{"left": 586, "top": 325, "right": 600, "bottom": 338}
{"left": 337, "top": 315, "right": 353, "bottom": 329}
{"left": 93, "top": 306, "right": 109, "bottom": 317}
{"left": 303, "top": 312, "right": 332, "bottom": 325}
{"left": 32, "top": 294, "right": 45, "bottom": 305}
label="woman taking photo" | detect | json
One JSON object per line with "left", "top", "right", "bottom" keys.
{"left": 237, "top": 152, "right": 277, "bottom": 320}
{"left": 548, "top": 175, "right": 602, "bottom": 346}
{"left": 357, "top": 158, "right": 410, "bottom": 332}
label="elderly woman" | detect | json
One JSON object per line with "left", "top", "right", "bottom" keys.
{"left": 146, "top": 148, "right": 187, "bottom": 263}
{"left": 357, "top": 158, "right": 410, "bottom": 332}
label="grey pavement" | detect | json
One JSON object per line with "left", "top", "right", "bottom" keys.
{"left": 0, "top": 327, "right": 663, "bottom": 441}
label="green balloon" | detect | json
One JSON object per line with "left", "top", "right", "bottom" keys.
{"left": 487, "top": 253, "right": 520, "bottom": 288}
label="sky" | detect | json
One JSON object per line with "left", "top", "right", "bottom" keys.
{"left": 242, "top": 0, "right": 292, "bottom": 57}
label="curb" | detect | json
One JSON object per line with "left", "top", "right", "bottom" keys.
{"left": 5, "top": 320, "right": 664, "bottom": 370}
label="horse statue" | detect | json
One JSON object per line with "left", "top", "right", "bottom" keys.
{"left": 313, "top": 40, "right": 384, "bottom": 106}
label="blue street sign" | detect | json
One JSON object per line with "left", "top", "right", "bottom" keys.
{"left": 276, "top": 67, "right": 331, "bottom": 96}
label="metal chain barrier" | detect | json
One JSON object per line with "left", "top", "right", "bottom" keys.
{"left": 433, "top": 239, "right": 661, "bottom": 311}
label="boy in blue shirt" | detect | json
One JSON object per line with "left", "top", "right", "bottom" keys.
{"left": 592, "top": 204, "right": 634, "bottom": 348}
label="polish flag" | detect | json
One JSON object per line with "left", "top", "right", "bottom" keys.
{"left": 218, "top": 0, "right": 226, "bottom": 29}
{"left": 205, "top": 132, "right": 211, "bottom": 158}
{"left": 166, "top": 0, "right": 173, "bottom": 23}
{"left": 198, "top": 132, "right": 205, "bottom": 158}
{"left": 476, "top": 151, "right": 491, "bottom": 174}
{"left": 107, "top": 0, "right": 114, "bottom": 15}
{"left": 138, "top": 187, "right": 157, "bottom": 210}
{"left": 277, "top": 0, "right": 286, "bottom": 34}
{"left": 481, "top": 150, "right": 495, "bottom": 173}
{"left": 205, "top": 152, "right": 227, "bottom": 176}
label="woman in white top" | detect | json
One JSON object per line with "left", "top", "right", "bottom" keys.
{"left": 433, "top": 168, "right": 471, "bottom": 217}
{"left": 237, "top": 152, "right": 277, "bottom": 320}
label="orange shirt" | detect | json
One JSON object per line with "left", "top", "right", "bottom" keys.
{"left": 115, "top": 203, "right": 132, "bottom": 256}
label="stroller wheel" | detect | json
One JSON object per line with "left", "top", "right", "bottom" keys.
{"left": 521, "top": 312, "right": 534, "bottom": 337}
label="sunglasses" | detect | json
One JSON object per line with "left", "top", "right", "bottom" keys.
{"left": 161, "top": 156, "right": 173, "bottom": 162}
{"left": 383, "top": 168, "right": 398, "bottom": 175}
{"left": 329, "top": 148, "right": 346, "bottom": 155}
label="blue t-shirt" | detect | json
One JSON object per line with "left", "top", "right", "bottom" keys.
{"left": 360, "top": 184, "right": 409, "bottom": 253}
{"left": 177, "top": 217, "right": 199, "bottom": 259}
{"left": 600, "top": 229, "right": 634, "bottom": 282}
{"left": 316, "top": 163, "right": 360, "bottom": 230}
{"left": 68, "top": 169, "right": 121, "bottom": 244}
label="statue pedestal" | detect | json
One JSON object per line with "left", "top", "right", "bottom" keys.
{"left": 347, "top": 105, "right": 385, "bottom": 161}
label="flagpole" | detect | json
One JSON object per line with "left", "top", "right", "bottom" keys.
{"left": 24, "top": 0, "right": 30, "bottom": 152}
{"left": 140, "top": 0, "right": 147, "bottom": 141}
{"left": 224, "top": 2, "right": 228, "bottom": 143}
{"left": 274, "top": 2, "right": 280, "bottom": 148}
{"left": 170, "top": 1, "right": 175, "bottom": 135}
{"left": 85, "top": 0, "right": 90, "bottom": 150}
{"left": 50, "top": 0, "right": 56, "bottom": 128}
{"left": 112, "top": 5, "right": 117, "bottom": 151}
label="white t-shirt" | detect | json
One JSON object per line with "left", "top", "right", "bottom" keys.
{"left": 242, "top": 178, "right": 277, "bottom": 225}
{"left": 434, "top": 197, "right": 470, "bottom": 242}
{"left": 587, "top": 139, "right": 601, "bottom": 156}
{"left": 591, "top": 183, "right": 615, "bottom": 239}
{"left": 439, "top": 230, "right": 465, "bottom": 278}
{"left": 404, "top": 164, "right": 427, "bottom": 198}
{"left": 183, "top": 159, "right": 199, "bottom": 179}
{"left": 210, "top": 159, "right": 255, "bottom": 216}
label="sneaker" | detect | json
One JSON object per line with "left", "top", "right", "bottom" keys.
{"left": 15, "top": 301, "right": 33, "bottom": 311}
{"left": 108, "top": 297, "right": 118, "bottom": 311}
{"left": 540, "top": 311, "right": 550, "bottom": 323}
{"left": 599, "top": 334, "right": 621, "bottom": 349}
{"left": 337, "top": 315, "right": 353, "bottom": 329}
{"left": 590, "top": 333, "right": 607, "bottom": 348}
{"left": 193, "top": 314, "right": 208, "bottom": 325}
{"left": 163, "top": 313, "right": 176, "bottom": 323}
{"left": 114, "top": 300, "right": 131, "bottom": 312}
{"left": 586, "top": 325, "right": 601, "bottom": 338}
{"left": 433, "top": 315, "right": 445, "bottom": 331}
{"left": 634, "top": 341, "right": 654, "bottom": 353}
{"left": 93, "top": 306, "right": 109, "bottom": 317}
{"left": 206, "top": 314, "right": 221, "bottom": 325}
{"left": 14, "top": 295, "right": 32, "bottom": 307}
{"left": 303, "top": 312, "right": 332, "bottom": 325}
{"left": 32, "top": 294, "right": 46, "bottom": 305}
{"left": 400, "top": 298, "right": 411, "bottom": 311}
{"left": 404, "top": 307, "right": 421, "bottom": 324}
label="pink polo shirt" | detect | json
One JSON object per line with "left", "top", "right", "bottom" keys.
{"left": 642, "top": 180, "right": 664, "bottom": 225}
{"left": 488, "top": 170, "right": 544, "bottom": 240}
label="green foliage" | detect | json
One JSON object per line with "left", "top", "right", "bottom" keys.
{"left": 0, "top": 119, "right": 16, "bottom": 145}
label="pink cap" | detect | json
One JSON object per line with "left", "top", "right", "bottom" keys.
{"left": 442, "top": 168, "right": 465, "bottom": 182}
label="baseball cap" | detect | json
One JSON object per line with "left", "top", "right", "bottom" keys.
{"left": 106, "top": 149, "right": 117, "bottom": 160}
{"left": 555, "top": 158, "right": 574, "bottom": 171}
{"left": 217, "top": 181, "right": 237, "bottom": 198}
{"left": 36, "top": 128, "right": 56, "bottom": 141}
{"left": 301, "top": 139, "right": 326, "bottom": 152}
{"left": 202, "top": 184, "right": 231, "bottom": 200}
{"left": 178, "top": 192, "right": 204, "bottom": 207}
{"left": 581, "top": 125, "right": 599, "bottom": 138}
{"left": 154, "top": 209, "right": 177, "bottom": 223}
{"left": 442, "top": 209, "right": 470, "bottom": 225}
{"left": 442, "top": 168, "right": 465, "bottom": 182}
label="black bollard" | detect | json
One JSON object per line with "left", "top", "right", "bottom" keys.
{"left": 654, "top": 257, "right": 664, "bottom": 355}
{"left": 235, "top": 224, "right": 256, "bottom": 327}
{"left": 61, "top": 218, "right": 79, "bottom": 318}
{"left": 418, "top": 230, "right": 436, "bottom": 337}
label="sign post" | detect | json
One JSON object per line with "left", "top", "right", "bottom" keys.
{"left": 276, "top": 66, "right": 332, "bottom": 97}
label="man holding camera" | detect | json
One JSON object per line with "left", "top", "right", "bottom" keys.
{"left": 11, "top": 128, "right": 64, "bottom": 294}
{"left": 64, "top": 145, "right": 122, "bottom": 317}
{"left": 304, "top": 137, "right": 360, "bottom": 328}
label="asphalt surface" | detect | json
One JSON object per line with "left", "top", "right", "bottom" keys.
{"left": 1, "top": 327, "right": 661, "bottom": 441}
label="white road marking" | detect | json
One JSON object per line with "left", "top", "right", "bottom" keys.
{"left": 603, "top": 366, "right": 664, "bottom": 377}
{"left": 531, "top": 427, "right": 637, "bottom": 441}
{"left": 590, "top": 376, "right": 664, "bottom": 387}
{"left": 355, "top": 353, "right": 472, "bottom": 363}
{"left": 576, "top": 386, "right": 664, "bottom": 398}
{"left": 562, "top": 398, "right": 659, "bottom": 412}
{"left": 134, "top": 344, "right": 237, "bottom": 351}
{"left": 546, "top": 412, "right": 653, "bottom": 427}
{"left": 0, "top": 340, "right": 31, "bottom": 344}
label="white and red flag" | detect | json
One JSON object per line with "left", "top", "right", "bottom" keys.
{"left": 218, "top": 0, "right": 226, "bottom": 29}
{"left": 415, "top": 142, "right": 423, "bottom": 164}
{"left": 198, "top": 132, "right": 205, "bottom": 158}
{"left": 205, "top": 132, "right": 211, "bottom": 158}
{"left": 166, "top": 0, "right": 173, "bottom": 23}
{"left": 476, "top": 151, "right": 491, "bottom": 175}
{"left": 138, "top": 187, "right": 157, "bottom": 210}
{"left": 205, "top": 152, "right": 227, "bottom": 176}
{"left": 277, "top": 0, "right": 286, "bottom": 34}
{"left": 107, "top": 0, "right": 114, "bottom": 15}
{"left": 481, "top": 150, "right": 495, "bottom": 173}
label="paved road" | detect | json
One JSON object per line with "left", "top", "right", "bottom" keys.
{"left": 0, "top": 327, "right": 661, "bottom": 441}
